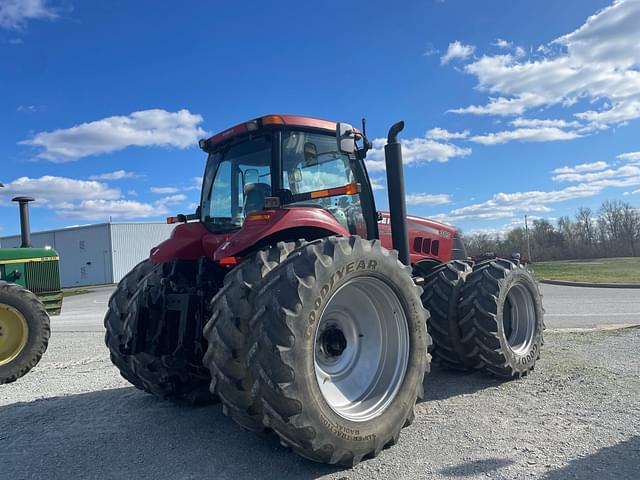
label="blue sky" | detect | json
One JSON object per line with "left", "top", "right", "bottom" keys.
{"left": 1, "top": 0, "right": 639, "bottom": 237}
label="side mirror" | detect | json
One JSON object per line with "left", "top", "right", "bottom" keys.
{"left": 337, "top": 122, "right": 356, "bottom": 154}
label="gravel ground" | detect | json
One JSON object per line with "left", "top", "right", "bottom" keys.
{"left": 1, "top": 325, "right": 638, "bottom": 480}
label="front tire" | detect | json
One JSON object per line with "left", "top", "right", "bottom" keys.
{"left": 0, "top": 281, "right": 50, "bottom": 384}
{"left": 250, "top": 236, "right": 430, "bottom": 465}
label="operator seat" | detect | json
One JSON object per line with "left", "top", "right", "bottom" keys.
{"left": 244, "top": 182, "right": 271, "bottom": 215}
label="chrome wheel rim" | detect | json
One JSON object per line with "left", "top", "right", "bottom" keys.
{"left": 314, "top": 276, "right": 409, "bottom": 422}
{"left": 0, "top": 303, "right": 29, "bottom": 366}
{"left": 503, "top": 283, "right": 537, "bottom": 355}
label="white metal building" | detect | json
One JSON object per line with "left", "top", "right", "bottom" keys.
{"left": 0, "top": 223, "right": 176, "bottom": 288}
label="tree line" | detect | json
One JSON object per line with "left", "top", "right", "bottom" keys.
{"left": 462, "top": 200, "right": 640, "bottom": 262}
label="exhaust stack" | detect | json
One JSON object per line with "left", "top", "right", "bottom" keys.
{"left": 12, "top": 196, "right": 34, "bottom": 248}
{"left": 384, "top": 121, "right": 410, "bottom": 265}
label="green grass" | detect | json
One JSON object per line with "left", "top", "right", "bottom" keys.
{"left": 531, "top": 257, "right": 640, "bottom": 284}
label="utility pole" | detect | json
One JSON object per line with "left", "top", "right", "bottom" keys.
{"left": 525, "top": 214, "right": 532, "bottom": 262}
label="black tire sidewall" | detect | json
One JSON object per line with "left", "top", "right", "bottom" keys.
{"left": 280, "top": 242, "right": 427, "bottom": 448}
{"left": 0, "top": 283, "right": 50, "bottom": 382}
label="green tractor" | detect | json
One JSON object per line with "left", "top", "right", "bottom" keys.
{"left": 0, "top": 193, "right": 63, "bottom": 384}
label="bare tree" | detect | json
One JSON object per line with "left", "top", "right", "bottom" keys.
{"left": 620, "top": 203, "right": 640, "bottom": 256}
{"left": 599, "top": 200, "right": 624, "bottom": 246}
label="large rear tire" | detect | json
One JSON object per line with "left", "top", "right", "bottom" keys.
{"left": 458, "top": 259, "right": 544, "bottom": 379}
{"left": 420, "top": 260, "right": 476, "bottom": 371}
{"left": 203, "top": 241, "right": 305, "bottom": 432}
{"left": 105, "top": 259, "right": 218, "bottom": 402}
{"left": 250, "top": 236, "right": 430, "bottom": 465}
{"left": 0, "top": 281, "right": 50, "bottom": 384}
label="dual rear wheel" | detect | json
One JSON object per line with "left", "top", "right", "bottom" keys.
{"left": 421, "top": 258, "right": 544, "bottom": 378}
{"left": 104, "top": 237, "right": 544, "bottom": 465}
{"left": 105, "top": 237, "right": 429, "bottom": 465}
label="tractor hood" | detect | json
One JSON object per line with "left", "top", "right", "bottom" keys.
{"left": 0, "top": 247, "right": 59, "bottom": 263}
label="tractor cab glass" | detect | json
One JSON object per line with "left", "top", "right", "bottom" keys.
{"left": 201, "top": 128, "right": 370, "bottom": 237}
{"left": 202, "top": 135, "right": 272, "bottom": 230}
{"left": 281, "top": 131, "right": 366, "bottom": 236}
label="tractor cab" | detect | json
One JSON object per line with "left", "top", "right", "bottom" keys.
{"left": 198, "top": 115, "right": 378, "bottom": 243}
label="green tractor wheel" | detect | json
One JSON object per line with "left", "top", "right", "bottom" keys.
{"left": 0, "top": 281, "right": 51, "bottom": 384}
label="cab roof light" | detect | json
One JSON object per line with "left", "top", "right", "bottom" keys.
{"left": 261, "top": 115, "right": 285, "bottom": 125}
{"left": 245, "top": 120, "right": 259, "bottom": 131}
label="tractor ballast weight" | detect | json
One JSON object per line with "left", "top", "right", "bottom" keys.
{"left": 105, "top": 114, "right": 545, "bottom": 466}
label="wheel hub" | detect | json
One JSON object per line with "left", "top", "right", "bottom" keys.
{"left": 319, "top": 326, "right": 347, "bottom": 358}
{"left": 314, "top": 276, "right": 409, "bottom": 423}
{"left": 0, "top": 303, "right": 29, "bottom": 366}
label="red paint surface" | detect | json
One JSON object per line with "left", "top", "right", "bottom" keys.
{"left": 212, "top": 207, "right": 349, "bottom": 260}
{"left": 150, "top": 207, "right": 349, "bottom": 265}
{"left": 377, "top": 212, "right": 455, "bottom": 264}
{"left": 149, "top": 222, "right": 209, "bottom": 264}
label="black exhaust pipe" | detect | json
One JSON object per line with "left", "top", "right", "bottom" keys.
{"left": 384, "top": 121, "right": 410, "bottom": 266}
{"left": 12, "top": 196, "right": 34, "bottom": 248}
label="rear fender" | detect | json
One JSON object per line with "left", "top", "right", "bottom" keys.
{"left": 149, "top": 223, "right": 208, "bottom": 264}
{"left": 213, "top": 208, "right": 349, "bottom": 260}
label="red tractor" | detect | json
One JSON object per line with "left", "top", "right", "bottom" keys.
{"left": 105, "top": 114, "right": 544, "bottom": 465}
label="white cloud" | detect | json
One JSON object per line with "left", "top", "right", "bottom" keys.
{"left": 0, "top": 176, "right": 120, "bottom": 206}
{"left": 449, "top": 93, "right": 543, "bottom": 116}
{"left": 89, "top": 170, "right": 139, "bottom": 181}
{"left": 493, "top": 39, "right": 513, "bottom": 49}
{"left": 0, "top": 0, "right": 58, "bottom": 30}
{"left": 443, "top": 184, "right": 599, "bottom": 222}
{"left": 61, "top": 200, "right": 163, "bottom": 220}
{"left": 444, "top": 148, "right": 640, "bottom": 223}
{"left": 425, "top": 127, "right": 470, "bottom": 140}
{"left": 441, "top": 41, "right": 475, "bottom": 65}
{"left": 0, "top": 175, "right": 164, "bottom": 221}
{"left": 20, "top": 109, "right": 207, "bottom": 162}
{"left": 366, "top": 136, "right": 471, "bottom": 172}
{"left": 185, "top": 176, "right": 204, "bottom": 191}
{"left": 552, "top": 165, "right": 640, "bottom": 183}
{"left": 17, "top": 104, "right": 38, "bottom": 112}
{"left": 470, "top": 127, "right": 580, "bottom": 145}
{"left": 370, "top": 177, "right": 385, "bottom": 191}
{"left": 450, "top": 0, "right": 640, "bottom": 128}
{"left": 424, "top": 44, "right": 439, "bottom": 57}
{"left": 150, "top": 186, "right": 179, "bottom": 194}
{"left": 157, "top": 194, "right": 187, "bottom": 205}
{"left": 511, "top": 118, "right": 581, "bottom": 129}
{"left": 406, "top": 193, "right": 451, "bottom": 206}
{"left": 552, "top": 161, "right": 609, "bottom": 175}
{"left": 617, "top": 151, "right": 640, "bottom": 162}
